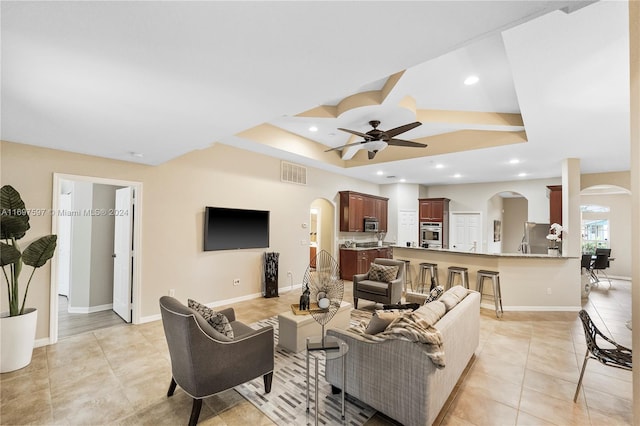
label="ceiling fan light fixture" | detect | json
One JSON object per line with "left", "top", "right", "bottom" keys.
{"left": 376, "top": 171, "right": 384, "bottom": 176}
{"left": 309, "top": 125, "right": 318, "bottom": 132}
{"left": 509, "top": 158, "right": 520, "bottom": 164}
{"left": 464, "top": 75, "right": 479, "bottom": 86}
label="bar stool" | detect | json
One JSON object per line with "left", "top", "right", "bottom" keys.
{"left": 397, "top": 259, "right": 413, "bottom": 292}
{"left": 418, "top": 262, "right": 439, "bottom": 293}
{"left": 476, "top": 270, "right": 503, "bottom": 318}
{"left": 446, "top": 266, "right": 469, "bottom": 289}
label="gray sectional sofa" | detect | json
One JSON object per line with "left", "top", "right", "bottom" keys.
{"left": 325, "top": 290, "right": 480, "bottom": 426}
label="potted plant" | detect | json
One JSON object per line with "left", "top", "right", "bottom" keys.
{"left": 546, "top": 223, "right": 564, "bottom": 256}
{"left": 0, "top": 185, "right": 57, "bottom": 373}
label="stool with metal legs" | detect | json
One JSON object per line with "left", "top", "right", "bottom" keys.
{"left": 418, "top": 262, "right": 439, "bottom": 293}
{"left": 397, "top": 259, "right": 413, "bottom": 292}
{"left": 446, "top": 266, "right": 469, "bottom": 289}
{"left": 476, "top": 269, "right": 503, "bottom": 318}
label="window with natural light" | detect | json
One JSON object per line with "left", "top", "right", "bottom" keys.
{"left": 581, "top": 218, "right": 610, "bottom": 254}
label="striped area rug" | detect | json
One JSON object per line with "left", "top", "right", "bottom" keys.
{"left": 235, "top": 314, "right": 376, "bottom": 425}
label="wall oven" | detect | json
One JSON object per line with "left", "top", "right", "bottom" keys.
{"left": 420, "top": 222, "right": 442, "bottom": 248}
{"left": 364, "top": 217, "right": 379, "bottom": 232}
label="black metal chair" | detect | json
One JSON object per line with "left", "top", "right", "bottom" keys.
{"left": 591, "top": 254, "right": 612, "bottom": 287}
{"left": 573, "top": 310, "right": 632, "bottom": 402}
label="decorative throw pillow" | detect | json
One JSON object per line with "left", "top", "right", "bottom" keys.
{"left": 414, "top": 300, "right": 446, "bottom": 325}
{"left": 424, "top": 285, "right": 445, "bottom": 304}
{"left": 365, "top": 308, "right": 411, "bottom": 334}
{"left": 438, "top": 285, "right": 469, "bottom": 312}
{"left": 368, "top": 263, "right": 399, "bottom": 283}
{"left": 382, "top": 303, "right": 421, "bottom": 311}
{"left": 187, "top": 299, "right": 234, "bottom": 339}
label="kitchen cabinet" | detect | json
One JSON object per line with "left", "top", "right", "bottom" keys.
{"left": 547, "top": 185, "right": 562, "bottom": 226}
{"left": 418, "top": 198, "right": 450, "bottom": 248}
{"left": 419, "top": 198, "right": 449, "bottom": 222}
{"left": 339, "top": 191, "right": 389, "bottom": 232}
{"left": 339, "top": 247, "right": 393, "bottom": 280}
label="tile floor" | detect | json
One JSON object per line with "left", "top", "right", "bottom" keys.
{"left": 0, "top": 279, "right": 633, "bottom": 425}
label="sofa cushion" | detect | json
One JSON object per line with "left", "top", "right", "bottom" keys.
{"left": 365, "top": 308, "right": 413, "bottom": 334}
{"left": 414, "top": 300, "right": 446, "bottom": 325}
{"left": 188, "top": 299, "right": 234, "bottom": 339}
{"left": 368, "top": 263, "right": 399, "bottom": 283}
{"left": 424, "top": 285, "right": 445, "bottom": 303}
{"left": 438, "top": 285, "right": 469, "bottom": 312}
{"left": 356, "top": 280, "right": 390, "bottom": 296}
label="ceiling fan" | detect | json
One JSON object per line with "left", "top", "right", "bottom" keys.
{"left": 325, "top": 120, "right": 427, "bottom": 159}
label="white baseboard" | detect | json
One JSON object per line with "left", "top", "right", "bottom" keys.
{"left": 34, "top": 337, "right": 51, "bottom": 348}
{"left": 480, "top": 302, "right": 580, "bottom": 312}
{"left": 67, "top": 303, "right": 113, "bottom": 314}
{"left": 139, "top": 284, "right": 305, "bottom": 324}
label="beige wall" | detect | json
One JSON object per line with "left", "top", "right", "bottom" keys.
{"left": 0, "top": 141, "right": 379, "bottom": 340}
{"left": 502, "top": 197, "right": 528, "bottom": 254}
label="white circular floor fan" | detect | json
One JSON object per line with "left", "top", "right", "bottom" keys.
{"left": 302, "top": 249, "right": 344, "bottom": 350}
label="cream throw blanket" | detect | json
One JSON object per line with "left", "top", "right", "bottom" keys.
{"left": 350, "top": 300, "right": 447, "bottom": 368}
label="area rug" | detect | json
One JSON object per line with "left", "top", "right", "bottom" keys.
{"left": 235, "top": 315, "right": 376, "bottom": 425}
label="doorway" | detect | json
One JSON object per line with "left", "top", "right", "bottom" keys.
{"left": 310, "top": 199, "right": 335, "bottom": 261}
{"left": 50, "top": 174, "right": 142, "bottom": 343}
{"left": 449, "top": 212, "right": 482, "bottom": 252}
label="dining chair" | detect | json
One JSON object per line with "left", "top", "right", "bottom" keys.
{"left": 574, "top": 310, "right": 632, "bottom": 402}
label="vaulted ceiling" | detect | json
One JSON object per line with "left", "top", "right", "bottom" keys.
{"left": 1, "top": 1, "right": 630, "bottom": 185}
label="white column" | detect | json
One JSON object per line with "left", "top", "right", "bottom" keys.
{"left": 561, "top": 158, "right": 581, "bottom": 257}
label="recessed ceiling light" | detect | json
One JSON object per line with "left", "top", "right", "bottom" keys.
{"left": 518, "top": 172, "right": 527, "bottom": 177}
{"left": 400, "top": 178, "right": 406, "bottom": 183}
{"left": 130, "top": 152, "right": 144, "bottom": 158}
{"left": 376, "top": 170, "right": 384, "bottom": 176}
{"left": 453, "top": 173, "right": 462, "bottom": 178}
{"left": 464, "top": 75, "right": 479, "bottom": 86}
{"left": 435, "top": 164, "right": 444, "bottom": 169}
{"left": 309, "top": 126, "right": 318, "bottom": 132}
{"left": 509, "top": 159, "right": 520, "bottom": 164}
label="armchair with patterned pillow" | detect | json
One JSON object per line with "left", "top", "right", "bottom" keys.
{"left": 353, "top": 258, "right": 405, "bottom": 308}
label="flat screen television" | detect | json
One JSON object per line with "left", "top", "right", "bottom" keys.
{"left": 204, "top": 206, "right": 270, "bottom": 251}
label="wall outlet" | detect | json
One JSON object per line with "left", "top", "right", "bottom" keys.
{"left": 233, "top": 278, "right": 240, "bottom": 286}
{"left": 169, "top": 289, "right": 175, "bottom": 297}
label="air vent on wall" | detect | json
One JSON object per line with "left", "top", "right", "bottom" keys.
{"left": 281, "top": 161, "right": 307, "bottom": 185}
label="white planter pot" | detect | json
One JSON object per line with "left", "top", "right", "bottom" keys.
{"left": 0, "top": 308, "right": 37, "bottom": 373}
{"left": 547, "top": 248, "right": 559, "bottom": 256}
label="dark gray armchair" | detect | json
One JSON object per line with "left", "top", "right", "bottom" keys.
{"left": 159, "top": 296, "right": 274, "bottom": 425}
{"left": 353, "top": 258, "right": 405, "bottom": 308}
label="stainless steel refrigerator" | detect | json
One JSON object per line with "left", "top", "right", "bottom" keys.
{"left": 520, "top": 222, "right": 551, "bottom": 254}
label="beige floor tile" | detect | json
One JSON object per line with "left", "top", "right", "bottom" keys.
{"left": 0, "top": 346, "right": 48, "bottom": 382}
{"left": 51, "top": 381, "right": 135, "bottom": 424}
{"left": 0, "top": 366, "right": 50, "bottom": 404}
{"left": 133, "top": 389, "right": 217, "bottom": 425}
{"left": 515, "top": 410, "right": 558, "bottom": 426}
{"left": 460, "top": 368, "right": 523, "bottom": 409}
{"left": 588, "top": 406, "right": 633, "bottom": 426}
{"left": 582, "top": 386, "right": 633, "bottom": 421}
{"left": 0, "top": 389, "right": 53, "bottom": 425}
{"left": 522, "top": 368, "right": 580, "bottom": 403}
{"left": 518, "top": 387, "right": 590, "bottom": 426}
{"left": 468, "top": 352, "right": 526, "bottom": 387}
{"left": 448, "top": 386, "right": 519, "bottom": 426}
{"left": 216, "top": 400, "right": 276, "bottom": 425}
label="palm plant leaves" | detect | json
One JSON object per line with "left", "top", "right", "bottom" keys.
{"left": 23, "top": 235, "right": 57, "bottom": 268}
{"left": 0, "top": 185, "right": 30, "bottom": 240}
{"left": 0, "top": 242, "right": 21, "bottom": 266}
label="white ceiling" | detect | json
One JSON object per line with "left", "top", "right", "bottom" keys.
{"left": 1, "top": 1, "right": 630, "bottom": 186}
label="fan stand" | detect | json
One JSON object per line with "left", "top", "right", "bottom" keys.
{"left": 306, "top": 323, "right": 340, "bottom": 351}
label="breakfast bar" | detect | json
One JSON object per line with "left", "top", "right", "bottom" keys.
{"left": 393, "top": 246, "right": 581, "bottom": 311}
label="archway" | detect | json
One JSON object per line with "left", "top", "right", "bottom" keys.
{"left": 580, "top": 184, "right": 631, "bottom": 279}
{"left": 487, "top": 191, "right": 528, "bottom": 254}
{"left": 310, "top": 198, "right": 336, "bottom": 262}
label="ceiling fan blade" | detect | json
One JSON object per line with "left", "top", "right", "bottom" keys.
{"left": 324, "top": 141, "right": 367, "bottom": 152}
{"left": 387, "top": 138, "right": 428, "bottom": 148}
{"left": 368, "top": 151, "right": 377, "bottom": 160}
{"left": 337, "top": 128, "right": 372, "bottom": 139}
{"left": 384, "top": 121, "right": 422, "bottom": 138}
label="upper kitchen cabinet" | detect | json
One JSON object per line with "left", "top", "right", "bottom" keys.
{"left": 339, "top": 191, "right": 389, "bottom": 232}
{"left": 419, "top": 198, "right": 450, "bottom": 222}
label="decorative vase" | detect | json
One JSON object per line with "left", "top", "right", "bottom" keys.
{"left": 547, "top": 247, "right": 559, "bottom": 256}
{"left": 0, "top": 308, "right": 38, "bottom": 373}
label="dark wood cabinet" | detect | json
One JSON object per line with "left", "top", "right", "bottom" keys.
{"left": 339, "top": 191, "right": 389, "bottom": 232}
{"left": 547, "top": 185, "right": 562, "bottom": 226}
{"left": 419, "top": 198, "right": 449, "bottom": 222}
{"left": 418, "top": 198, "right": 450, "bottom": 248}
{"left": 339, "top": 247, "right": 393, "bottom": 280}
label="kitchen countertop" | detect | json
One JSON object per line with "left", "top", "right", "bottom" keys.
{"left": 340, "top": 243, "right": 394, "bottom": 251}
{"left": 392, "top": 245, "right": 577, "bottom": 259}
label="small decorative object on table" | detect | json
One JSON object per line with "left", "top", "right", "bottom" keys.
{"left": 546, "top": 223, "right": 564, "bottom": 256}
{"left": 299, "top": 284, "right": 310, "bottom": 311}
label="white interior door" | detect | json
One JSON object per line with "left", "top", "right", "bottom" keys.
{"left": 450, "top": 212, "right": 482, "bottom": 252}
{"left": 113, "top": 187, "right": 133, "bottom": 322}
{"left": 398, "top": 210, "right": 418, "bottom": 247}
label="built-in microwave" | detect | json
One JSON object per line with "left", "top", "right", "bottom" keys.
{"left": 364, "top": 217, "right": 379, "bottom": 232}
